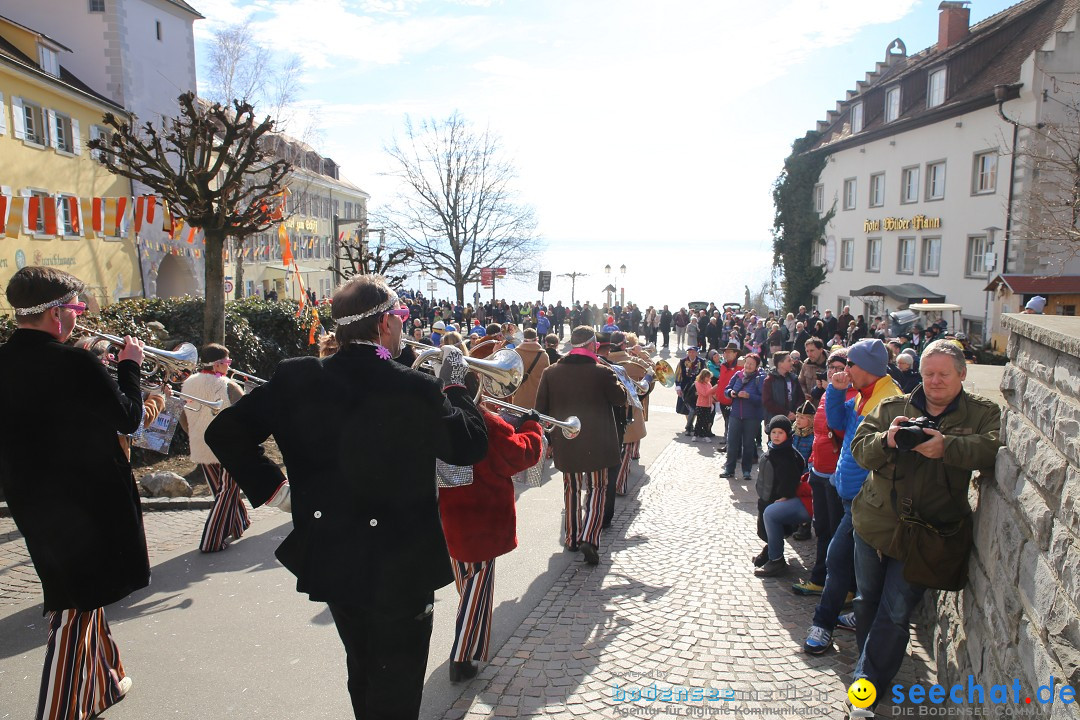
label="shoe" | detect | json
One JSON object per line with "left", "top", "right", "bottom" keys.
{"left": 752, "top": 546, "right": 769, "bottom": 567}
{"left": 792, "top": 523, "right": 812, "bottom": 541}
{"left": 754, "top": 558, "right": 788, "bottom": 577}
{"left": 742, "top": 474, "right": 752, "bottom": 481}
{"left": 684, "top": 430, "right": 693, "bottom": 437}
{"left": 566, "top": 543, "right": 579, "bottom": 552}
{"left": 843, "top": 591, "right": 855, "bottom": 608}
{"left": 580, "top": 541, "right": 600, "bottom": 565}
{"left": 719, "top": 469, "right": 734, "bottom": 479}
{"left": 791, "top": 580, "right": 825, "bottom": 596}
{"left": 836, "top": 611, "right": 857, "bottom": 632}
{"left": 803, "top": 625, "right": 833, "bottom": 655}
{"left": 117, "top": 676, "right": 133, "bottom": 698}
{"left": 448, "top": 660, "right": 478, "bottom": 683}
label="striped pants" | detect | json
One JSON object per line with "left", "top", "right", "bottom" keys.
{"left": 615, "top": 441, "right": 639, "bottom": 496}
{"left": 200, "top": 463, "right": 250, "bottom": 553}
{"left": 450, "top": 559, "right": 495, "bottom": 663}
{"left": 37, "top": 608, "right": 125, "bottom": 720}
{"left": 563, "top": 470, "right": 606, "bottom": 549}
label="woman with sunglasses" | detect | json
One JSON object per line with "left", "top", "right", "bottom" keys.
{"left": 0, "top": 266, "right": 147, "bottom": 720}
{"left": 180, "top": 344, "right": 248, "bottom": 552}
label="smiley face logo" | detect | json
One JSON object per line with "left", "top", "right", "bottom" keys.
{"left": 848, "top": 678, "right": 877, "bottom": 708}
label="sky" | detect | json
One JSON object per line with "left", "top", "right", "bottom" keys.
{"left": 192, "top": 0, "right": 1018, "bottom": 309}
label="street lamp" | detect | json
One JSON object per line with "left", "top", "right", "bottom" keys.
{"left": 982, "top": 226, "right": 1001, "bottom": 348}
{"left": 558, "top": 271, "right": 588, "bottom": 306}
{"left": 603, "top": 264, "right": 626, "bottom": 309}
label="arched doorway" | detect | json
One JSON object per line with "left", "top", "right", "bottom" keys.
{"left": 155, "top": 254, "right": 199, "bottom": 298}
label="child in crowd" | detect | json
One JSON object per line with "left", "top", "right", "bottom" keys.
{"left": 753, "top": 415, "right": 810, "bottom": 577}
{"left": 790, "top": 401, "right": 816, "bottom": 541}
{"left": 693, "top": 368, "right": 714, "bottom": 442}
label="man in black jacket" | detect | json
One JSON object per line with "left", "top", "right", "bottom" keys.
{"left": 0, "top": 267, "right": 147, "bottom": 720}
{"left": 206, "top": 274, "right": 488, "bottom": 720}
{"left": 762, "top": 351, "right": 806, "bottom": 421}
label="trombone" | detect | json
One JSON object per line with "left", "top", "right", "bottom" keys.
{"left": 402, "top": 337, "right": 524, "bottom": 400}
{"left": 227, "top": 368, "right": 268, "bottom": 387}
{"left": 480, "top": 396, "right": 581, "bottom": 439}
{"left": 73, "top": 324, "right": 224, "bottom": 412}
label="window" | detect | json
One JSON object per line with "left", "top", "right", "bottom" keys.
{"left": 155, "top": 20, "right": 162, "bottom": 41}
{"left": 869, "top": 173, "right": 885, "bottom": 208}
{"left": 51, "top": 111, "right": 75, "bottom": 153}
{"left": 28, "top": 190, "right": 50, "bottom": 234}
{"left": 901, "top": 166, "right": 919, "bottom": 204}
{"left": 814, "top": 184, "right": 824, "bottom": 214}
{"left": 14, "top": 99, "right": 47, "bottom": 145}
{"left": 897, "top": 237, "right": 916, "bottom": 274}
{"left": 89, "top": 125, "right": 109, "bottom": 160}
{"left": 885, "top": 87, "right": 901, "bottom": 123}
{"left": 925, "top": 161, "right": 946, "bottom": 201}
{"left": 843, "top": 178, "right": 857, "bottom": 210}
{"left": 851, "top": 102, "right": 864, "bottom": 134}
{"left": 866, "top": 237, "right": 882, "bottom": 272}
{"left": 38, "top": 45, "right": 59, "bottom": 77}
{"left": 812, "top": 240, "right": 824, "bottom": 266}
{"left": 1056, "top": 305, "right": 1076, "bottom": 316}
{"left": 927, "top": 69, "right": 946, "bottom": 108}
{"left": 59, "top": 195, "right": 78, "bottom": 236}
{"left": 89, "top": 0, "right": 105, "bottom": 10}
{"left": 966, "top": 235, "right": 991, "bottom": 277}
{"left": 840, "top": 238, "right": 854, "bottom": 270}
{"left": 921, "top": 237, "right": 941, "bottom": 275}
{"left": 973, "top": 151, "right": 997, "bottom": 194}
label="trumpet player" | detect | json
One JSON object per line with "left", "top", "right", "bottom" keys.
{"left": 606, "top": 332, "right": 648, "bottom": 495}
{"left": 180, "top": 345, "right": 247, "bottom": 553}
{"left": 0, "top": 267, "right": 147, "bottom": 720}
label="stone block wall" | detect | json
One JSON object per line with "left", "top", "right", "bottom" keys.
{"left": 917, "top": 314, "right": 1080, "bottom": 716}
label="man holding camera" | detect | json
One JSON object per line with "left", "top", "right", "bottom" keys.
{"left": 848, "top": 339, "right": 1000, "bottom": 699}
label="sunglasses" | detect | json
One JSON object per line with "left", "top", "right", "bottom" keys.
{"left": 846, "top": 360, "right": 856, "bottom": 367}
{"left": 386, "top": 308, "right": 410, "bottom": 321}
{"left": 59, "top": 302, "right": 87, "bottom": 316}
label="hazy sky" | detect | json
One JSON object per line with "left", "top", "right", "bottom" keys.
{"left": 194, "top": 0, "right": 1017, "bottom": 308}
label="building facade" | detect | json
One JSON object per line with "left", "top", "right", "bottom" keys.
{"left": 0, "top": 13, "right": 140, "bottom": 311}
{"left": 805, "top": 0, "right": 1080, "bottom": 346}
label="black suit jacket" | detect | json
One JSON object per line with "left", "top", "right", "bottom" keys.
{"left": 205, "top": 343, "right": 488, "bottom": 604}
{"left": 0, "top": 329, "right": 148, "bottom": 611}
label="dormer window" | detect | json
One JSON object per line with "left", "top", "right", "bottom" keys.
{"left": 851, "top": 101, "right": 864, "bottom": 133}
{"left": 885, "top": 87, "right": 901, "bottom": 123}
{"left": 38, "top": 44, "right": 60, "bottom": 77}
{"left": 927, "top": 68, "right": 946, "bottom": 107}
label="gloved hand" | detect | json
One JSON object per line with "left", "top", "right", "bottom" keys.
{"left": 522, "top": 410, "right": 542, "bottom": 425}
{"left": 266, "top": 483, "right": 292, "bottom": 513}
{"left": 438, "top": 345, "right": 469, "bottom": 387}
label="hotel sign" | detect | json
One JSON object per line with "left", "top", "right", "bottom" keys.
{"left": 864, "top": 215, "right": 942, "bottom": 233}
{"left": 288, "top": 218, "right": 320, "bottom": 232}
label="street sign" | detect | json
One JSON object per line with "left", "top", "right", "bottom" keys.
{"left": 495, "top": 268, "right": 507, "bottom": 278}
{"left": 224, "top": 280, "right": 234, "bottom": 294}
{"left": 537, "top": 270, "right": 551, "bottom": 292}
{"left": 480, "top": 268, "right": 494, "bottom": 287}
{"left": 426, "top": 280, "right": 437, "bottom": 292}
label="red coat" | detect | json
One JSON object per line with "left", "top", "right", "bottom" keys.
{"left": 808, "top": 387, "right": 856, "bottom": 474}
{"left": 438, "top": 413, "right": 544, "bottom": 563}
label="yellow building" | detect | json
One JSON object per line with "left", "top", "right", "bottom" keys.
{"left": 0, "top": 13, "right": 140, "bottom": 312}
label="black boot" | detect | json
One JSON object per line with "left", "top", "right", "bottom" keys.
{"left": 448, "top": 661, "right": 478, "bottom": 683}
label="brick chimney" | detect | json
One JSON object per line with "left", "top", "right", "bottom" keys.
{"left": 938, "top": 1, "right": 971, "bottom": 51}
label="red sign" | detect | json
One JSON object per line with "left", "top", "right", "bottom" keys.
{"left": 495, "top": 268, "right": 507, "bottom": 278}
{"left": 480, "top": 268, "right": 494, "bottom": 287}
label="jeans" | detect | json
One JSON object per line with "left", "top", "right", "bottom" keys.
{"left": 853, "top": 532, "right": 927, "bottom": 690}
{"left": 762, "top": 498, "right": 810, "bottom": 562}
{"left": 725, "top": 416, "right": 761, "bottom": 475}
{"left": 812, "top": 498, "right": 856, "bottom": 630}
{"left": 809, "top": 472, "right": 845, "bottom": 587}
{"left": 675, "top": 326, "right": 686, "bottom": 347}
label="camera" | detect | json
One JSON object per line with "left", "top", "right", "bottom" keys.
{"left": 815, "top": 370, "right": 827, "bottom": 381}
{"left": 894, "top": 417, "right": 939, "bottom": 450}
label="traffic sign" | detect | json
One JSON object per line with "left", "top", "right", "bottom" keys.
{"left": 537, "top": 270, "right": 551, "bottom": 292}
{"left": 224, "top": 280, "right": 234, "bottom": 294}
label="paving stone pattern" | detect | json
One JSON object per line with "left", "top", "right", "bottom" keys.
{"left": 447, "top": 438, "right": 935, "bottom": 719}
{"left": 0, "top": 504, "right": 277, "bottom": 606}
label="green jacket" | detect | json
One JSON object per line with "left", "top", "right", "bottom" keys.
{"left": 850, "top": 388, "right": 1002, "bottom": 554}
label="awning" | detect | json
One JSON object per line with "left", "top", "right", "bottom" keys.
{"left": 984, "top": 274, "right": 1080, "bottom": 294}
{"left": 850, "top": 283, "right": 945, "bottom": 304}
{"left": 261, "top": 264, "right": 331, "bottom": 278}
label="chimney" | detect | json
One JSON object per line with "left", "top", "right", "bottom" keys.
{"left": 938, "top": 1, "right": 971, "bottom": 51}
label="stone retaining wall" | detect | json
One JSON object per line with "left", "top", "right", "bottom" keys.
{"left": 917, "top": 314, "right": 1080, "bottom": 714}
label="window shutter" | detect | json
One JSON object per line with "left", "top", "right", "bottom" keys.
{"left": 11, "top": 98, "right": 25, "bottom": 140}
{"left": 71, "top": 118, "right": 81, "bottom": 154}
{"left": 0, "top": 93, "right": 6, "bottom": 136}
{"left": 19, "top": 188, "right": 31, "bottom": 235}
{"left": 46, "top": 109, "right": 58, "bottom": 149}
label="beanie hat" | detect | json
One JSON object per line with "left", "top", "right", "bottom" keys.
{"left": 767, "top": 415, "right": 792, "bottom": 441}
{"left": 432, "top": 321, "right": 445, "bottom": 331}
{"left": 1026, "top": 296, "right": 1047, "bottom": 312}
{"left": 796, "top": 400, "right": 816, "bottom": 416}
{"left": 847, "top": 339, "right": 889, "bottom": 377}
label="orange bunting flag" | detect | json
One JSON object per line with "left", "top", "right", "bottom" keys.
{"left": 145, "top": 195, "right": 156, "bottom": 224}
{"left": 186, "top": 225, "right": 197, "bottom": 244}
{"left": 91, "top": 198, "right": 104, "bottom": 233}
{"left": 114, "top": 196, "right": 128, "bottom": 236}
{"left": 42, "top": 198, "right": 58, "bottom": 236}
{"left": 161, "top": 201, "right": 174, "bottom": 238}
{"left": 103, "top": 198, "right": 117, "bottom": 237}
{"left": 27, "top": 196, "right": 39, "bottom": 233}
{"left": 134, "top": 196, "right": 145, "bottom": 233}
{"left": 279, "top": 224, "right": 293, "bottom": 266}
{"left": 67, "top": 197, "right": 80, "bottom": 235}
{"left": 308, "top": 304, "right": 320, "bottom": 345}
{"left": 6, "top": 196, "right": 23, "bottom": 238}
{"left": 0, "top": 195, "right": 7, "bottom": 238}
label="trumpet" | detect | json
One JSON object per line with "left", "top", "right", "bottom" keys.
{"left": 480, "top": 396, "right": 581, "bottom": 439}
{"left": 73, "top": 324, "right": 223, "bottom": 412}
{"left": 227, "top": 367, "right": 268, "bottom": 386}
{"left": 402, "top": 337, "right": 524, "bottom": 399}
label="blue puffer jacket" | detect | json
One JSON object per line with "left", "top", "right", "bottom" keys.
{"left": 825, "top": 375, "right": 901, "bottom": 500}
{"left": 724, "top": 368, "right": 765, "bottom": 421}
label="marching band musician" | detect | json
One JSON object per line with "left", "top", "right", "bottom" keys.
{"left": 535, "top": 325, "right": 626, "bottom": 565}
{"left": 0, "top": 267, "right": 147, "bottom": 720}
{"left": 179, "top": 345, "right": 247, "bottom": 553}
{"left": 606, "top": 332, "right": 649, "bottom": 495}
{"left": 204, "top": 274, "right": 488, "bottom": 720}
{"left": 438, "top": 404, "right": 544, "bottom": 683}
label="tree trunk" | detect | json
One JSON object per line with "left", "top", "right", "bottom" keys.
{"left": 234, "top": 236, "right": 245, "bottom": 300}
{"left": 204, "top": 227, "right": 227, "bottom": 344}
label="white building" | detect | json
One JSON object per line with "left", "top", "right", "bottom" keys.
{"left": 806, "top": 0, "right": 1080, "bottom": 346}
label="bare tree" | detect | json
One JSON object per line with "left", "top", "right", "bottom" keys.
{"left": 90, "top": 92, "right": 291, "bottom": 343}
{"left": 377, "top": 112, "right": 541, "bottom": 305}
{"left": 331, "top": 225, "right": 415, "bottom": 289}
{"left": 205, "top": 21, "right": 307, "bottom": 299}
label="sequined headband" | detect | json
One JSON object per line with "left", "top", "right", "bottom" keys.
{"left": 334, "top": 292, "right": 399, "bottom": 327}
{"left": 571, "top": 333, "right": 597, "bottom": 348}
{"left": 13, "top": 290, "right": 77, "bottom": 316}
